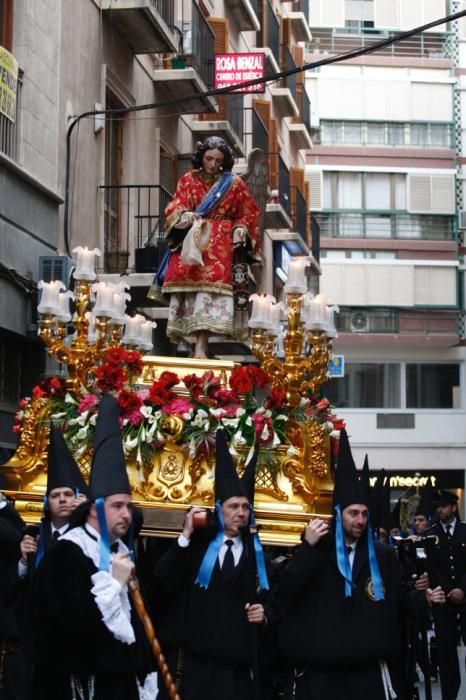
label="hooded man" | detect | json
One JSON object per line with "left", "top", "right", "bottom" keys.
{"left": 274, "top": 429, "right": 442, "bottom": 700}
{"left": 153, "top": 429, "right": 269, "bottom": 700}
{"left": 18, "top": 424, "right": 89, "bottom": 576}
{"left": 31, "top": 394, "right": 156, "bottom": 700}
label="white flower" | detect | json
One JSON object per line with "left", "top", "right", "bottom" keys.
{"left": 275, "top": 414, "right": 288, "bottom": 422}
{"left": 260, "top": 423, "right": 269, "bottom": 442}
{"left": 272, "top": 431, "right": 281, "bottom": 447}
{"left": 245, "top": 416, "right": 252, "bottom": 427}
{"left": 299, "top": 397, "right": 309, "bottom": 407}
{"left": 325, "top": 421, "right": 334, "bottom": 431}
{"left": 188, "top": 438, "right": 197, "bottom": 458}
{"left": 65, "top": 393, "right": 77, "bottom": 405}
{"left": 140, "top": 405, "right": 153, "bottom": 420}
{"left": 330, "top": 429, "right": 341, "bottom": 439}
{"left": 233, "top": 431, "right": 246, "bottom": 446}
{"left": 220, "top": 417, "right": 239, "bottom": 428}
{"left": 264, "top": 409, "right": 272, "bottom": 418}
{"left": 124, "top": 435, "right": 139, "bottom": 451}
{"left": 209, "top": 407, "right": 226, "bottom": 418}
{"left": 183, "top": 412, "right": 193, "bottom": 420}
{"left": 90, "top": 413, "right": 97, "bottom": 426}
{"left": 236, "top": 407, "right": 246, "bottom": 417}
{"left": 255, "top": 407, "right": 265, "bottom": 415}
{"left": 76, "top": 426, "right": 89, "bottom": 441}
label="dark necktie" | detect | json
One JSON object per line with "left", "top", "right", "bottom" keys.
{"left": 445, "top": 525, "right": 452, "bottom": 537}
{"left": 52, "top": 530, "right": 60, "bottom": 542}
{"left": 110, "top": 542, "right": 119, "bottom": 554}
{"left": 346, "top": 546, "right": 353, "bottom": 556}
{"left": 222, "top": 539, "right": 235, "bottom": 578}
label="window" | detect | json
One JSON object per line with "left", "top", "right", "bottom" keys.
{"left": 406, "top": 364, "right": 460, "bottom": 409}
{"left": 324, "top": 362, "right": 461, "bottom": 410}
{"left": 0, "top": 0, "right": 13, "bottom": 51}
{"left": 324, "top": 362, "right": 401, "bottom": 408}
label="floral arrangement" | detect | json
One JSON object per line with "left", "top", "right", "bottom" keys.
{"left": 14, "top": 348, "right": 345, "bottom": 465}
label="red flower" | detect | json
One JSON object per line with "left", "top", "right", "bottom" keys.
{"left": 229, "top": 367, "right": 253, "bottom": 395}
{"left": 117, "top": 390, "right": 142, "bottom": 415}
{"left": 12, "top": 424, "right": 21, "bottom": 434}
{"left": 124, "top": 351, "right": 143, "bottom": 376}
{"left": 247, "top": 366, "right": 269, "bottom": 389}
{"left": 32, "top": 385, "right": 47, "bottom": 400}
{"left": 331, "top": 418, "right": 346, "bottom": 431}
{"left": 213, "top": 388, "right": 239, "bottom": 405}
{"left": 266, "top": 387, "right": 287, "bottom": 410}
{"left": 149, "top": 381, "right": 175, "bottom": 406}
{"left": 95, "top": 364, "right": 127, "bottom": 393}
{"left": 105, "top": 347, "right": 127, "bottom": 366}
{"left": 48, "top": 377, "right": 66, "bottom": 396}
{"left": 251, "top": 413, "right": 273, "bottom": 445}
{"left": 184, "top": 374, "right": 204, "bottom": 401}
{"left": 19, "top": 398, "right": 29, "bottom": 409}
{"left": 316, "top": 398, "right": 330, "bottom": 410}
{"left": 158, "top": 371, "right": 179, "bottom": 389}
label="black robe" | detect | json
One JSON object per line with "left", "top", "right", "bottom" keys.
{"left": 31, "top": 531, "right": 155, "bottom": 700}
{"left": 153, "top": 532, "right": 266, "bottom": 700}
{"left": 274, "top": 534, "right": 428, "bottom": 700}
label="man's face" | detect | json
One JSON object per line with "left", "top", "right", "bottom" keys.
{"left": 221, "top": 496, "right": 250, "bottom": 537}
{"left": 341, "top": 504, "right": 368, "bottom": 543}
{"left": 48, "top": 487, "right": 76, "bottom": 527}
{"left": 436, "top": 502, "right": 456, "bottom": 523}
{"left": 414, "top": 515, "right": 428, "bottom": 535}
{"left": 103, "top": 494, "right": 132, "bottom": 542}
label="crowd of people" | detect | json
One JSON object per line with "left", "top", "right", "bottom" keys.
{"left": 0, "top": 398, "right": 464, "bottom": 700}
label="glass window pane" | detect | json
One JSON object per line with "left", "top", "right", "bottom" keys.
{"left": 388, "top": 123, "right": 404, "bottom": 145}
{"left": 337, "top": 173, "right": 362, "bottom": 208}
{"left": 411, "top": 124, "right": 428, "bottom": 146}
{"left": 343, "top": 123, "right": 362, "bottom": 144}
{"left": 365, "top": 173, "right": 390, "bottom": 209}
{"left": 367, "top": 123, "right": 385, "bottom": 145}
{"left": 406, "top": 364, "right": 460, "bottom": 408}
{"left": 394, "top": 174, "right": 406, "bottom": 210}
{"left": 429, "top": 124, "right": 450, "bottom": 147}
{"left": 323, "top": 173, "right": 333, "bottom": 208}
{"left": 324, "top": 363, "right": 401, "bottom": 408}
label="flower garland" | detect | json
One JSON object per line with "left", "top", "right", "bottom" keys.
{"left": 13, "top": 349, "right": 345, "bottom": 465}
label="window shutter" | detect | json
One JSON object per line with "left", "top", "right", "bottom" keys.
{"left": 160, "top": 150, "right": 175, "bottom": 195}
{"left": 290, "top": 166, "right": 305, "bottom": 231}
{"left": 175, "top": 154, "right": 192, "bottom": 181}
{"left": 374, "top": 0, "right": 399, "bottom": 29}
{"left": 269, "top": 117, "right": 279, "bottom": 189}
{"left": 308, "top": 171, "right": 323, "bottom": 211}
{"left": 408, "top": 174, "right": 455, "bottom": 214}
{"left": 200, "top": 17, "right": 228, "bottom": 121}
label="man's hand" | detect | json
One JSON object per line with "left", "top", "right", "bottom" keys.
{"left": 72, "top": 493, "right": 88, "bottom": 510}
{"left": 412, "top": 572, "right": 429, "bottom": 591}
{"left": 245, "top": 603, "right": 265, "bottom": 625}
{"left": 304, "top": 518, "right": 329, "bottom": 547}
{"left": 111, "top": 553, "right": 134, "bottom": 587}
{"left": 181, "top": 507, "right": 206, "bottom": 541}
{"left": 426, "top": 586, "right": 446, "bottom": 606}
{"left": 447, "top": 587, "right": 465, "bottom": 604}
{"left": 20, "top": 534, "right": 38, "bottom": 565}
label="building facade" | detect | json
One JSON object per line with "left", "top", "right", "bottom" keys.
{"left": 0, "top": 0, "right": 313, "bottom": 450}
{"left": 307, "top": 0, "right": 466, "bottom": 500}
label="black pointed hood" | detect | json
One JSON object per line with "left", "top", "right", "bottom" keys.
{"left": 415, "top": 485, "right": 435, "bottom": 519}
{"left": 47, "top": 425, "right": 89, "bottom": 497}
{"left": 360, "top": 454, "right": 371, "bottom": 506}
{"left": 215, "top": 430, "right": 254, "bottom": 503}
{"left": 333, "top": 429, "right": 367, "bottom": 511}
{"left": 89, "top": 394, "right": 130, "bottom": 500}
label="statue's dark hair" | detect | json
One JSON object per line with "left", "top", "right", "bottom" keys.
{"left": 192, "top": 136, "right": 235, "bottom": 171}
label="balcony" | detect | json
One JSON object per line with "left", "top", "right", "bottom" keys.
{"left": 192, "top": 93, "right": 245, "bottom": 156}
{"left": 309, "top": 27, "right": 453, "bottom": 60}
{"left": 288, "top": 122, "right": 313, "bottom": 150}
{"left": 225, "top": 0, "right": 260, "bottom": 31}
{"left": 336, "top": 307, "right": 458, "bottom": 336}
{"left": 270, "top": 87, "right": 299, "bottom": 117}
{"left": 0, "top": 72, "right": 22, "bottom": 161}
{"left": 285, "top": 0, "right": 312, "bottom": 43}
{"left": 101, "top": 0, "right": 179, "bottom": 54}
{"left": 315, "top": 211, "right": 456, "bottom": 241}
{"left": 99, "top": 183, "right": 172, "bottom": 305}
{"left": 292, "top": 186, "right": 309, "bottom": 243}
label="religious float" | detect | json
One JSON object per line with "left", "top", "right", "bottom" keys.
{"left": 0, "top": 247, "right": 344, "bottom": 545}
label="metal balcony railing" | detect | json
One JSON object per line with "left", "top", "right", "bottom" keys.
{"left": 336, "top": 307, "right": 458, "bottom": 335}
{"left": 0, "top": 73, "right": 22, "bottom": 161}
{"left": 310, "top": 27, "right": 453, "bottom": 59}
{"left": 315, "top": 211, "right": 456, "bottom": 241}
{"left": 267, "top": 1, "right": 280, "bottom": 69}
{"left": 225, "top": 93, "right": 244, "bottom": 144}
{"left": 300, "top": 87, "right": 311, "bottom": 134}
{"left": 293, "top": 186, "right": 307, "bottom": 240}
{"left": 283, "top": 45, "right": 297, "bottom": 101}
{"left": 189, "top": 1, "right": 215, "bottom": 88}
{"left": 252, "top": 108, "right": 268, "bottom": 154}
{"left": 278, "top": 157, "right": 290, "bottom": 216}
{"left": 150, "top": 0, "right": 175, "bottom": 28}
{"left": 99, "top": 184, "right": 172, "bottom": 272}
{"left": 311, "top": 214, "right": 320, "bottom": 263}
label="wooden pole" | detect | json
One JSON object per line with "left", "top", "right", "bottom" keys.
{"left": 128, "top": 578, "right": 181, "bottom": 700}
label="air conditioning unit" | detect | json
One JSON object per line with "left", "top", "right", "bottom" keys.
{"left": 38, "top": 256, "right": 75, "bottom": 286}
{"left": 350, "top": 311, "right": 369, "bottom": 333}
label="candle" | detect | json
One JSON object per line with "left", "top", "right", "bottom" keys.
{"left": 248, "top": 293, "right": 276, "bottom": 330}
{"left": 122, "top": 314, "right": 145, "bottom": 346}
{"left": 86, "top": 311, "right": 97, "bottom": 343}
{"left": 111, "top": 291, "right": 131, "bottom": 323}
{"left": 92, "top": 282, "right": 115, "bottom": 317}
{"left": 269, "top": 302, "right": 284, "bottom": 334}
{"left": 326, "top": 305, "right": 339, "bottom": 338}
{"left": 284, "top": 257, "right": 311, "bottom": 294}
{"left": 37, "top": 280, "right": 65, "bottom": 315}
{"left": 139, "top": 320, "right": 156, "bottom": 351}
{"left": 55, "top": 291, "right": 75, "bottom": 323}
{"left": 72, "top": 246, "right": 101, "bottom": 281}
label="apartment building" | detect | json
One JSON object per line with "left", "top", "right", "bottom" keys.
{"left": 307, "top": 0, "right": 466, "bottom": 497}
{"left": 0, "top": 0, "right": 313, "bottom": 449}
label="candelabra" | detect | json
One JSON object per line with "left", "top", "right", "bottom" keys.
{"left": 37, "top": 246, "right": 155, "bottom": 392}
{"left": 249, "top": 258, "right": 338, "bottom": 407}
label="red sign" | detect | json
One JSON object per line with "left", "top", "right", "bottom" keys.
{"left": 214, "top": 53, "right": 265, "bottom": 94}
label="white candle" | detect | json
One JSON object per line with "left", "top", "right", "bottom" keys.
{"left": 37, "top": 280, "right": 65, "bottom": 315}
{"left": 248, "top": 293, "right": 276, "bottom": 330}
{"left": 269, "top": 302, "right": 284, "bottom": 334}
{"left": 326, "top": 305, "right": 339, "bottom": 338}
{"left": 86, "top": 311, "right": 97, "bottom": 343}
{"left": 55, "top": 290, "right": 75, "bottom": 322}
{"left": 139, "top": 320, "right": 156, "bottom": 351}
{"left": 72, "top": 246, "right": 101, "bottom": 281}
{"left": 122, "top": 314, "right": 145, "bottom": 346}
{"left": 92, "top": 282, "right": 115, "bottom": 317}
{"left": 284, "top": 257, "right": 311, "bottom": 294}
{"left": 111, "top": 291, "right": 131, "bottom": 323}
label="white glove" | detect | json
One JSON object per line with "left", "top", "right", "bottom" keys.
{"left": 233, "top": 226, "right": 248, "bottom": 245}
{"left": 177, "top": 211, "right": 197, "bottom": 229}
